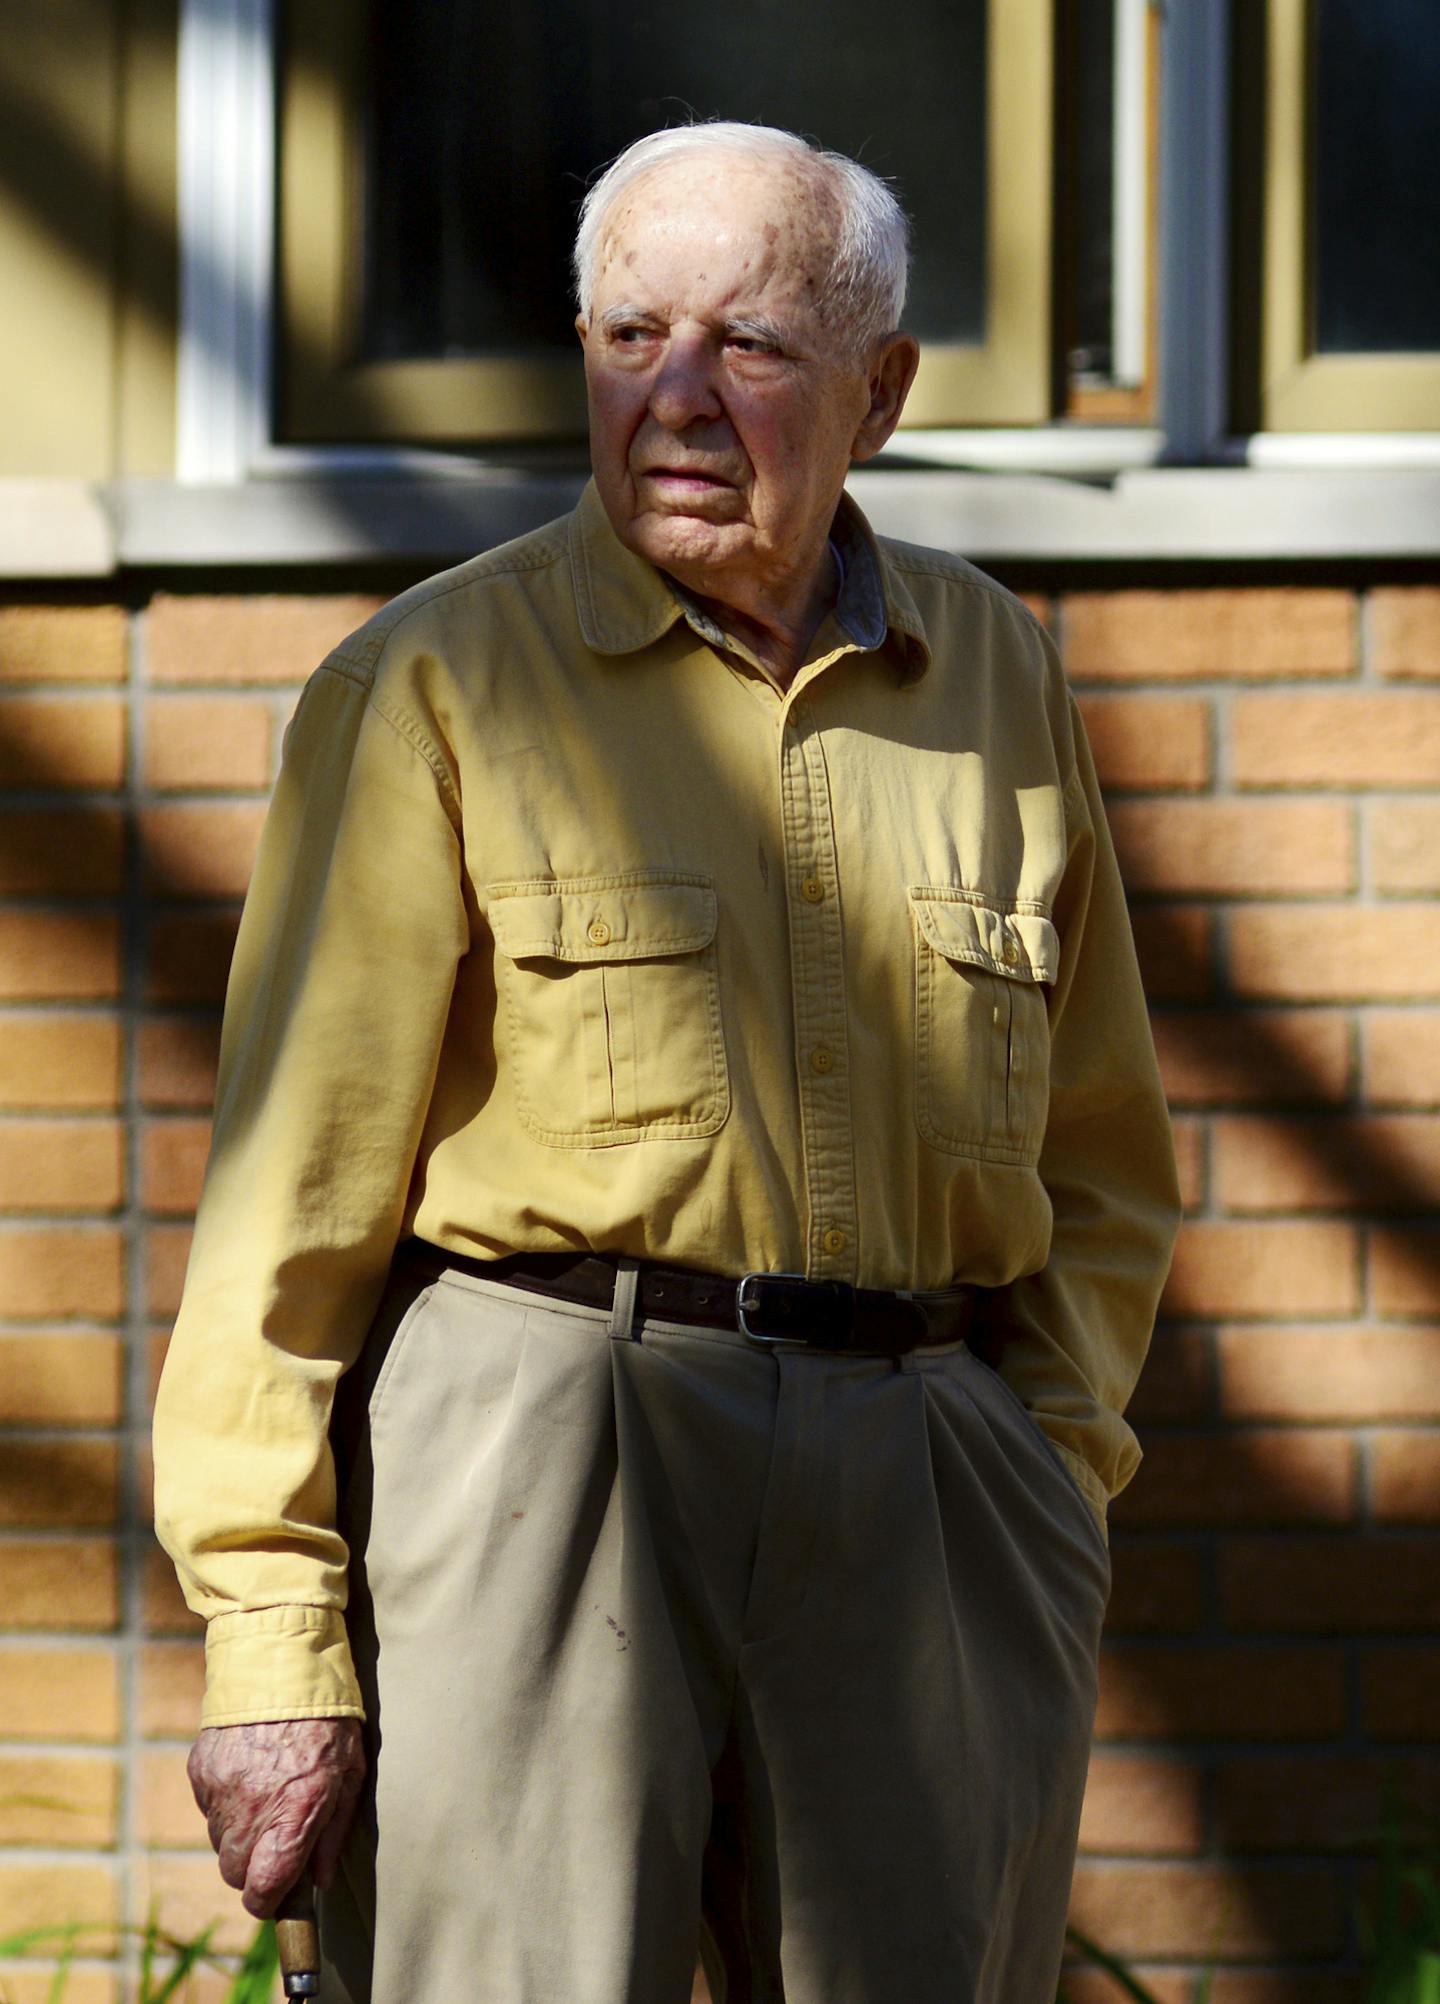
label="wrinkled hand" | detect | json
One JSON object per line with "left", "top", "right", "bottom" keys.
{"left": 188, "top": 1718, "right": 365, "bottom": 1919}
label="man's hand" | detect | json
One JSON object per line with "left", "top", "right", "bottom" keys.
{"left": 187, "top": 1718, "right": 366, "bottom": 1920}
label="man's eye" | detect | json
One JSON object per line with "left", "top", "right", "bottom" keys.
{"left": 612, "top": 324, "right": 654, "bottom": 344}
{"left": 729, "top": 335, "right": 778, "bottom": 356}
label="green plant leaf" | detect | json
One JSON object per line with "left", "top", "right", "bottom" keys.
{"left": 43, "top": 1932, "right": 75, "bottom": 2004}
{"left": 226, "top": 1919, "right": 280, "bottom": 2003}
{"left": 1063, "top": 1924, "right": 1168, "bottom": 2004}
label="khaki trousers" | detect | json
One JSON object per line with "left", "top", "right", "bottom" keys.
{"left": 319, "top": 1255, "right": 1110, "bottom": 2004}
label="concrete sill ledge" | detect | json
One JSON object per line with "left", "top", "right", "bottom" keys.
{"left": 4, "top": 468, "right": 1440, "bottom": 579}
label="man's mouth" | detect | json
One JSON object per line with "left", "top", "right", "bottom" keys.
{"left": 642, "top": 466, "right": 732, "bottom": 490}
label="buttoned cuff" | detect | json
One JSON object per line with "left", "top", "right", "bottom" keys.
{"left": 201, "top": 1606, "right": 365, "bottom": 1728}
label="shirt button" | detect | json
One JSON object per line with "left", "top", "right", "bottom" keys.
{"left": 587, "top": 919, "right": 612, "bottom": 946}
{"left": 1002, "top": 939, "right": 1020, "bottom": 967}
{"left": 801, "top": 877, "right": 826, "bottom": 904}
{"left": 810, "top": 1045, "right": 835, "bottom": 1075}
{"left": 822, "top": 1227, "right": 848, "bottom": 1255}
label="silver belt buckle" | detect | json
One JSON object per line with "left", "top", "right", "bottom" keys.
{"left": 736, "top": 1271, "right": 810, "bottom": 1345}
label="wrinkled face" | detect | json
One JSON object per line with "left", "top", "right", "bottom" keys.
{"left": 577, "top": 158, "right": 879, "bottom": 603}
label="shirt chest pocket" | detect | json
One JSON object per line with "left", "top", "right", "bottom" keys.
{"left": 487, "top": 873, "right": 730, "bottom": 1147}
{"left": 909, "top": 889, "right": 1059, "bottom": 1165}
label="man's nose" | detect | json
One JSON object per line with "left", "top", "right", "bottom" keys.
{"left": 647, "top": 334, "right": 723, "bottom": 430}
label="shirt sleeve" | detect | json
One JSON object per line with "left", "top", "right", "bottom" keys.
{"left": 984, "top": 693, "right": 1182, "bottom": 1531}
{"left": 151, "top": 658, "right": 468, "bottom": 1726}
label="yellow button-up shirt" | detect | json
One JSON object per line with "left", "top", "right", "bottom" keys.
{"left": 153, "top": 483, "right": 1179, "bottom": 1726}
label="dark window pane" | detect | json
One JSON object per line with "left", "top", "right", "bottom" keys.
{"left": 1066, "top": 0, "right": 1116, "bottom": 381}
{"left": 361, "top": 0, "right": 986, "bottom": 363}
{"left": 1314, "top": 0, "right": 1440, "bottom": 354}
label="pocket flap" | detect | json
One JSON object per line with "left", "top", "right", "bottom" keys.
{"left": 488, "top": 874, "right": 717, "bottom": 962}
{"left": 908, "top": 890, "right": 1059, "bottom": 984}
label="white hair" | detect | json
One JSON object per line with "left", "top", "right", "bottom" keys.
{"left": 572, "top": 122, "right": 910, "bottom": 359}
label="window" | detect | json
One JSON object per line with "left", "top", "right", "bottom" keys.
{"left": 1258, "top": 0, "right": 1440, "bottom": 431}
{"left": 277, "top": 0, "right": 1060, "bottom": 444}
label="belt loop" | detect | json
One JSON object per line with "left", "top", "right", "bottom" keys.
{"left": 608, "top": 1258, "right": 641, "bottom": 1341}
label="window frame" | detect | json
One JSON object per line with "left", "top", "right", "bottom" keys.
{"left": 1259, "top": 0, "right": 1440, "bottom": 433}
{"left": 273, "top": 0, "right": 1056, "bottom": 446}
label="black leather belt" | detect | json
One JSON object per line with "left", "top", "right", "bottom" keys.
{"left": 398, "top": 1242, "right": 978, "bottom": 1357}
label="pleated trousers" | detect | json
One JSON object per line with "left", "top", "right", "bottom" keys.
{"left": 318, "top": 1252, "right": 1110, "bottom": 2004}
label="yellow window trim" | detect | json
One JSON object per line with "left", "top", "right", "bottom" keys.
{"left": 278, "top": 0, "right": 1054, "bottom": 445}
{"left": 1262, "top": 0, "right": 1440, "bottom": 433}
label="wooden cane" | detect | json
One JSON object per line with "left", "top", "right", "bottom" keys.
{"left": 275, "top": 1868, "right": 321, "bottom": 1998}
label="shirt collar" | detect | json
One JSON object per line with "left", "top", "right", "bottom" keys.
{"left": 569, "top": 479, "right": 932, "bottom": 682}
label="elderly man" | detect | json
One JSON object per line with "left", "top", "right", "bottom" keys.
{"left": 155, "top": 122, "right": 1179, "bottom": 2004}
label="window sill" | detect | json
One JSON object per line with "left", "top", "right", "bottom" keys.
{"left": 3, "top": 465, "right": 1440, "bottom": 580}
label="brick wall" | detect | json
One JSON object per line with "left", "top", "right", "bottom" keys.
{"left": 1, "top": 576, "right": 1438, "bottom": 1999}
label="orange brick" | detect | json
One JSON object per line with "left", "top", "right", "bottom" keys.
{"left": 1232, "top": 691, "right": 1440, "bottom": 787}
{"left": 146, "top": 1224, "right": 193, "bottom": 1318}
{"left": 1111, "top": 1431, "right": 1356, "bottom": 1530}
{"left": 0, "top": 912, "right": 121, "bottom": 1001}
{"left": 1369, "top": 1432, "right": 1440, "bottom": 1523}
{"left": 138, "top": 1641, "right": 206, "bottom": 1738}
{"left": 143, "top": 1543, "right": 203, "bottom": 1635}
{"left": 137, "top": 1017, "right": 221, "bottom": 1109}
{"left": 0, "top": 1861, "right": 116, "bottom": 1937}
{"left": 0, "top": 1754, "right": 118, "bottom": 1847}
{"left": 1364, "top": 1013, "right": 1440, "bottom": 1106}
{"left": 140, "top": 803, "right": 266, "bottom": 902}
{"left": 1095, "top": 1645, "right": 1343, "bottom": 1739}
{"left": 1370, "top": 798, "right": 1440, "bottom": 895}
{"left": 137, "top": 1748, "right": 207, "bottom": 1847}
{"left": 1170, "top": 1117, "right": 1206, "bottom": 1213}
{"left": 1361, "top": 1647, "right": 1440, "bottom": 1737}
{"left": 1131, "top": 907, "right": 1214, "bottom": 1000}
{"left": 0, "top": 810, "right": 125, "bottom": 897}
{"left": 1127, "top": 1329, "right": 1213, "bottom": 1424}
{"left": 1217, "top": 1753, "right": 1440, "bottom": 1851}
{"left": 1108, "top": 800, "right": 1354, "bottom": 896}
{"left": 141, "top": 1119, "right": 212, "bottom": 1215}
{"left": 0, "top": 1118, "right": 124, "bottom": 1212}
{"left": 0, "top": 1015, "right": 122, "bottom": 1110}
{"left": 144, "top": 695, "right": 273, "bottom": 791}
{"left": 0, "top": 1968, "right": 116, "bottom": 2004}
{"left": 0, "top": 607, "right": 127, "bottom": 686}
{"left": 0, "top": 1333, "right": 122, "bottom": 1424}
{"left": 1370, "top": 585, "right": 1440, "bottom": 680}
{"left": 1105, "top": 1540, "right": 1207, "bottom": 1634}
{"left": 1068, "top": 1862, "right": 1343, "bottom": 1958}
{"left": 1369, "top": 1227, "right": 1440, "bottom": 1316}
{"left": 146, "top": 912, "right": 240, "bottom": 1004}
{"left": 0, "top": 1647, "right": 121, "bottom": 1740}
{"left": 133, "top": 1854, "right": 255, "bottom": 1954}
{"left": 0, "top": 697, "right": 126, "bottom": 790}
{"left": 0, "top": 1540, "right": 118, "bottom": 1631}
{"left": 1062, "top": 589, "right": 1356, "bottom": 682}
{"left": 1222, "top": 1537, "right": 1440, "bottom": 1630}
{"left": 1218, "top": 1325, "right": 1440, "bottom": 1421}
{"left": 145, "top": 594, "right": 382, "bottom": 687}
{"left": 1078, "top": 1753, "right": 1205, "bottom": 1855}
{"left": 1152, "top": 1010, "right": 1352, "bottom": 1107}
{"left": 1075, "top": 695, "right": 1212, "bottom": 790}
{"left": 1162, "top": 1222, "right": 1359, "bottom": 1319}
{"left": 0, "top": 1440, "right": 118, "bottom": 1529}
{"left": 0, "top": 1227, "right": 125, "bottom": 1319}
{"left": 1214, "top": 1114, "right": 1440, "bottom": 1213}
{"left": 1230, "top": 906, "right": 1440, "bottom": 1003}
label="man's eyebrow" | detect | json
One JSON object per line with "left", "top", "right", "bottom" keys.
{"left": 724, "top": 315, "right": 791, "bottom": 349}
{"left": 598, "top": 303, "right": 657, "bottom": 331}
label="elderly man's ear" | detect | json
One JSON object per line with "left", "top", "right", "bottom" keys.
{"left": 850, "top": 333, "right": 922, "bottom": 464}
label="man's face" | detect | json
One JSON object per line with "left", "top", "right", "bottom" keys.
{"left": 577, "top": 159, "right": 891, "bottom": 604}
